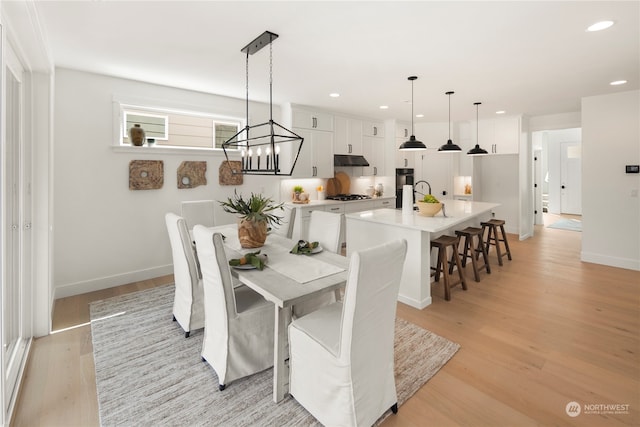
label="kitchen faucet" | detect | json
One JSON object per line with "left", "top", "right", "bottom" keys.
{"left": 413, "top": 180, "right": 432, "bottom": 201}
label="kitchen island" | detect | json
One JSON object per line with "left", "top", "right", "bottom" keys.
{"left": 345, "top": 199, "right": 499, "bottom": 309}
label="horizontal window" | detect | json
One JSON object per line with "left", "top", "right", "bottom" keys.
{"left": 119, "top": 103, "right": 243, "bottom": 150}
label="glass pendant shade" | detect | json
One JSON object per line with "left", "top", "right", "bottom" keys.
{"left": 438, "top": 91, "right": 461, "bottom": 152}
{"left": 467, "top": 101, "right": 488, "bottom": 156}
{"left": 400, "top": 76, "right": 426, "bottom": 151}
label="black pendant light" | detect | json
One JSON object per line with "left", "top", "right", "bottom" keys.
{"left": 467, "top": 102, "right": 489, "bottom": 156}
{"left": 399, "top": 76, "right": 427, "bottom": 151}
{"left": 438, "top": 91, "right": 462, "bottom": 152}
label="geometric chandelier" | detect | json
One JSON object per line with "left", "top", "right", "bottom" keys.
{"left": 222, "top": 31, "right": 304, "bottom": 175}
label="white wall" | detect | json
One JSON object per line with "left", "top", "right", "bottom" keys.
{"left": 581, "top": 90, "right": 640, "bottom": 271}
{"left": 54, "top": 69, "right": 282, "bottom": 297}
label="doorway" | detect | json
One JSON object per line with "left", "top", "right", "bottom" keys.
{"left": 532, "top": 128, "right": 582, "bottom": 225}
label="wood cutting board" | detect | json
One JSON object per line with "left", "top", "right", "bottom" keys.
{"left": 335, "top": 172, "right": 350, "bottom": 195}
{"left": 326, "top": 176, "right": 340, "bottom": 196}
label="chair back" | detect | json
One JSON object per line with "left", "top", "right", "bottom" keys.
{"left": 339, "top": 239, "right": 407, "bottom": 384}
{"left": 181, "top": 200, "right": 215, "bottom": 229}
{"left": 308, "top": 210, "right": 343, "bottom": 254}
{"left": 165, "top": 212, "right": 201, "bottom": 292}
{"left": 193, "top": 226, "right": 238, "bottom": 325}
{"left": 271, "top": 206, "right": 295, "bottom": 238}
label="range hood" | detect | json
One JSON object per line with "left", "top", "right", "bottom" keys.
{"left": 334, "top": 154, "right": 370, "bottom": 167}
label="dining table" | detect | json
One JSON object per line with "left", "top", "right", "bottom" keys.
{"left": 210, "top": 225, "right": 349, "bottom": 403}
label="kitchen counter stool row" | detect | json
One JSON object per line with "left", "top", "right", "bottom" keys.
{"left": 430, "top": 219, "right": 512, "bottom": 301}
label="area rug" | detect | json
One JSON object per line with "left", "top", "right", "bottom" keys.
{"left": 90, "top": 284, "right": 460, "bottom": 426}
{"left": 547, "top": 218, "right": 582, "bottom": 232}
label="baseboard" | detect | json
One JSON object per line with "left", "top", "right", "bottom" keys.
{"left": 581, "top": 252, "right": 640, "bottom": 272}
{"left": 54, "top": 264, "right": 174, "bottom": 299}
{"left": 397, "top": 293, "right": 432, "bottom": 310}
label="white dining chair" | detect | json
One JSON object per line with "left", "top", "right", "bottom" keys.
{"left": 292, "top": 210, "right": 344, "bottom": 318}
{"left": 288, "top": 239, "right": 408, "bottom": 426}
{"left": 271, "top": 205, "right": 295, "bottom": 239}
{"left": 181, "top": 200, "right": 215, "bottom": 229}
{"left": 307, "top": 210, "right": 343, "bottom": 254}
{"left": 193, "top": 225, "right": 274, "bottom": 390}
{"left": 165, "top": 213, "right": 204, "bottom": 338}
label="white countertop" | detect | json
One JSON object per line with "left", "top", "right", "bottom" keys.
{"left": 345, "top": 199, "right": 499, "bottom": 233}
{"left": 284, "top": 195, "right": 395, "bottom": 208}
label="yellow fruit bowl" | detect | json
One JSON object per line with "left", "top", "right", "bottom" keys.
{"left": 416, "top": 201, "right": 442, "bottom": 217}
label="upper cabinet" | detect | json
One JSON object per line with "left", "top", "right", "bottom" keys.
{"left": 473, "top": 115, "right": 521, "bottom": 155}
{"left": 334, "top": 116, "right": 363, "bottom": 155}
{"left": 362, "top": 121, "right": 385, "bottom": 138}
{"left": 395, "top": 122, "right": 415, "bottom": 169}
{"left": 292, "top": 127, "right": 334, "bottom": 178}
{"left": 292, "top": 108, "right": 333, "bottom": 132}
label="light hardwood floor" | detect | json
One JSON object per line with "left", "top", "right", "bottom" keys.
{"left": 11, "top": 215, "right": 640, "bottom": 426}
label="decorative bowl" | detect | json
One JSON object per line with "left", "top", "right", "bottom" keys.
{"left": 416, "top": 201, "right": 442, "bottom": 217}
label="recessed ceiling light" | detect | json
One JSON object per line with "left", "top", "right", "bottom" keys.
{"left": 415, "top": 114, "right": 424, "bottom": 118}
{"left": 329, "top": 93, "right": 340, "bottom": 98}
{"left": 587, "top": 20, "right": 614, "bottom": 32}
{"left": 496, "top": 110, "right": 506, "bottom": 115}
{"left": 610, "top": 80, "right": 627, "bottom": 86}
{"left": 379, "top": 105, "right": 389, "bottom": 109}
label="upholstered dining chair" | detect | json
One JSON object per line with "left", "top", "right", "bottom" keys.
{"left": 293, "top": 210, "right": 344, "bottom": 318}
{"left": 165, "top": 213, "right": 204, "bottom": 338}
{"left": 193, "top": 225, "right": 274, "bottom": 390}
{"left": 307, "top": 210, "right": 343, "bottom": 254}
{"left": 271, "top": 205, "right": 295, "bottom": 239}
{"left": 288, "top": 239, "right": 408, "bottom": 427}
{"left": 181, "top": 200, "right": 215, "bottom": 229}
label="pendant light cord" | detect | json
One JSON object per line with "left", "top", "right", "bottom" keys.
{"left": 411, "top": 79, "right": 415, "bottom": 136}
{"left": 448, "top": 93, "right": 451, "bottom": 139}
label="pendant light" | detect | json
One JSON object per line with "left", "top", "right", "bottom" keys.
{"left": 222, "top": 31, "right": 304, "bottom": 176}
{"left": 467, "top": 102, "right": 488, "bottom": 156}
{"left": 399, "top": 76, "right": 427, "bottom": 151}
{"left": 438, "top": 91, "right": 462, "bottom": 152}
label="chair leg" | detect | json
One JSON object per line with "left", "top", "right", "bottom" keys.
{"left": 185, "top": 331, "right": 190, "bottom": 338}
{"left": 219, "top": 384, "right": 226, "bottom": 391}
{"left": 172, "top": 315, "right": 176, "bottom": 321}
{"left": 391, "top": 403, "right": 398, "bottom": 414}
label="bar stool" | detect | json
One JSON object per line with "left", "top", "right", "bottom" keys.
{"left": 481, "top": 219, "right": 512, "bottom": 266}
{"left": 430, "top": 235, "right": 467, "bottom": 301}
{"left": 454, "top": 226, "right": 491, "bottom": 282}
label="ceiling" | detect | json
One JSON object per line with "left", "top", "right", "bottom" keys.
{"left": 27, "top": 1, "right": 640, "bottom": 123}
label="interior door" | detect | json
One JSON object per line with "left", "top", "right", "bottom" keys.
{"left": 2, "top": 37, "right": 30, "bottom": 416}
{"left": 560, "top": 142, "right": 582, "bottom": 215}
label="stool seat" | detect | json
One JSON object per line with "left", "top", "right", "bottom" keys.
{"left": 481, "top": 219, "right": 512, "bottom": 266}
{"left": 455, "top": 226, "right": 491, "bottom": 282}
{"left": 430, "top": 235, "right": 467, "bottom": 301}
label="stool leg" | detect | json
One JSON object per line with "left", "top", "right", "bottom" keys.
{"left": 451, "top": 248, "right": 467, "bottom": 291}
{"left": 433, "top": 247, "right": 442, "bottom": 282}
{"left": 440, "top": 246, "right": 452, "bottom": 301}
{"left": 477, "top": 232, "right": 491, "bottom": 274}
{"left": 491, "top": 225, "right": 504, "bottom": 266}
{"left": 500, "top": 224, "right": 512, "bottom": 261}
{"left": 468, "top": 235, "right": 480, "bottom": 282}
{"left": 460, "top": 235, "right": 470, "bottom": 267}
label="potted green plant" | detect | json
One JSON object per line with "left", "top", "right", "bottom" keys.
{"left": 292, "top": 185, "right": 309, "bottom": 203}
{"left": 219, "top": 191, "right": 284, "bottom": 248}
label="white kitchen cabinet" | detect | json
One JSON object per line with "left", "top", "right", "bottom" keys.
{"left": 395, "top": 137, "right": 415, "bottom": 169}
{"left": 362, "top": 121, "right": 385, "bottom": 138}
{"left": 492, "top": 116, "right": 520, "bottom": 154}
{"left": 292, "top": 127, "right": 334, "bottom": 178}
{"left": 395, "top": 123, "right": 411, "bottom": 139}
{"left": 374, "top": 198, "right": 394, "bottom": 209}
{"left": 292, "top": 108, "right": 333, "bottom": 132}
{"left": 334, "top": 116, "right": 363, "bottom": 155}
{"left": 362, "top": 135, "right": 385, "bottom": 176}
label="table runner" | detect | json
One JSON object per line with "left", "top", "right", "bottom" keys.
{"left": 216, "top": 227, "right": 345, "bottom": 284}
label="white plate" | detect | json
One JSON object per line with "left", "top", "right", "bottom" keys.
{"left": 232, "top": 264, "right": 257, "bottom": 270}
